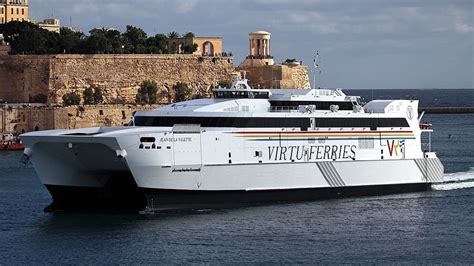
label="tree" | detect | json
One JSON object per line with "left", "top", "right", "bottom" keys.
{"left": 83, "top": 87, "right": 103, "bottom": 104}
{"left": 183, "top": 32, "right": 195, "bottom": 38}
{"left": 62, "top": 91, "right": 81, "bottom": 106}
{"left": 122, "top": 25, "right": 147, "bottom": 53}
{"left": 135, "top": 80, "right": 158, "bottom": 104}
{"left": 217, "top": 80, "right": 232, "bottom": 88}
{"left": 182, "top": 43, "right": 198, "bottom": 54}
{"left": 173, "top": 82, "right": 192, "bottom": 102}
{"left": 59, "top": 27, "right": 84, "bottom": 53}
{"left": 86, "top": 29, "right": 112, "bottom": 53}
{"left": 93, "top": 87, "right": 103, "bottom": 104}
{"left": 167, "top": 31, "right": 180, "bottom": 39}
{"left": 83, "top": 87, "right": 94, "bottom": 104}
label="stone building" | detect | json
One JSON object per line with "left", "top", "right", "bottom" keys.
{"left": 37, "top": 18, "right": 60, "bottom": 33}
{"left": 169, "top": 35, "right": 223, "bottom": 56}
{"left": 240, "top": 31, "right": 274, "bottom": 67}
{"left": 237, "top": 30, "right": 310, "bottom": 89}
{"left": 0, "top": 0, "right": 28, "bottom": 24}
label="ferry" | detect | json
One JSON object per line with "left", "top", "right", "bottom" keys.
{"left": 20, "top": 78, "right": 444, "bottom": 212}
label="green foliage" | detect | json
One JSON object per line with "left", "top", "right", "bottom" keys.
{"left": 167, "top": 31, "right": 180, "bottom": 39}
{"left": 59, "top": 27, "right": 85, "bottom": 53}
{"left": 83, "top": 87, "right": 94, "bottom": 104}
{"left": 0, "top": 21, "right": 59, "bottom": 54}
{"left": 62, "top": 91, "right": 81, "bottom": 106}
{"left": 183, "top": 32, "right": 195, "bottom": 38}
{"left": 83, "top": 87, "right": 104, "bottom": 104}
{"left": 183, "top": 43, "right": 198, "bottom": 54}
{"left": 217, "top": 80, "right": 232, "bottom": 88}
{"left": 0, "top": 21, "right": 210, "bottom": 55}
{"left": 135, "top": 80, "right": 158, "bottom": 104}
{"left": 173, "top": 82, "right": 192, "bottom": 102}
{"left": 122, "top": 25, "right": 148, "bottom": 53}
{"left": 93, "top": 87, "right": 103, "bottom": 104}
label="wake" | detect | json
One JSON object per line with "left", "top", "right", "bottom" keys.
{"left": 432, "top": 167, "right": 474, "bottom": 191}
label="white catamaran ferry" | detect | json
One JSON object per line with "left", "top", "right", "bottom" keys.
{"left": 21, "top": 78, "right": 444, "bottom": 212}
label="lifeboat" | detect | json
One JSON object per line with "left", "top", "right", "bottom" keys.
{"left": 419, "top": 122, "right": 433, "bottom": 130}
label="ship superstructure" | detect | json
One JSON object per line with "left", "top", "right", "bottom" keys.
{"left": 21, "top": 79, "right": 443, "bottom": 212}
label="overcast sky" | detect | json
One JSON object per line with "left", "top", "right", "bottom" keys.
{"left": 30, "top": 0, "right": 473, "bottom": 89}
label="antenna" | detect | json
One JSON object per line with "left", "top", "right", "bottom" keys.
{"left": 312, "top": 50, "right": 320, "bottom": 89}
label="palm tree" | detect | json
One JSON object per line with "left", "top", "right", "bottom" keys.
{"left": 167, "top": 31, "right": 180, "bottom": 39}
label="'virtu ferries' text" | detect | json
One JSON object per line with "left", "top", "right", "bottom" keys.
{"left": 268, "top": 145, "right": 357, "bottom": 161}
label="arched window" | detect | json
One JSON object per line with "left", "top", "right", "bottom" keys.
{"left": 202, "top": 41, "right": 214, "bottom": 56}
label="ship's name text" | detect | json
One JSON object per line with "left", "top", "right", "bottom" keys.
{"left": 268, "top": 145, "right": 357, "bottom": 161}
{"left": 159, "top": 137, "right": 192, "bottom": 142}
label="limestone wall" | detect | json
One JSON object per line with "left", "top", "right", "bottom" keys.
{"left": 0, "top": 54, "right": 234, "bottom": 104}
{"left": 290, "top": 65, "right": 311, "bottom": 89}
{"left": 237, "top": 64, "right": 310, "bottom": 89}
{"left": 0, "top": 104, "right": 160, "bottom": 135}
{"left": 0, "top": 55, "right": 51, "bottom": 103}
{"left": 62, "top": 104, "right": 159, "bottom": 129}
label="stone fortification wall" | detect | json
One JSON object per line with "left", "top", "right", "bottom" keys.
{"left": 0, "top": 104, "right": 160, "bottom": 135}
{"left": 62, "top": 104, "right": 159, "bottom": 129}
{"left": 0, "top": 55, "right": 51, "bottom": 103}
{"left": 0, "top": 54, "right": 234, "bottom": 104}
{"left": 237, "top": 64, "right": 310, "bottom": 89}
{"left": 290, "top": 65, "right": 311, "bottom": 89}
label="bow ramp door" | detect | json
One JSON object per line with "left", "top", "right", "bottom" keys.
{"left": 172, "top": 124, "right": 202, "bottom": 171}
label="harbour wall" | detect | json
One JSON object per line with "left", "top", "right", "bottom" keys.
{"left": 418, "top": 107, "right": 474, "bottom": 113}
{"left": 0, "top": 104, "right": 160, "bottom": 134}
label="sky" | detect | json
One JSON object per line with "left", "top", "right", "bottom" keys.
{"left": 30, "top": 0, "right": 473, "bottom": 89}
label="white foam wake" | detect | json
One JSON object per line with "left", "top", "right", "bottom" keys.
{"left": 432, "top": 167, "right": 474, "bottom": 191}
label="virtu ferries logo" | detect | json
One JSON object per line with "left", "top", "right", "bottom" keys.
{"left": 387, "top": 140, "right": 405, "bottom": 156}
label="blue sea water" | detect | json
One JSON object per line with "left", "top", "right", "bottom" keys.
{"left": 0, "top": 90, "right": 473, "bottom": 264}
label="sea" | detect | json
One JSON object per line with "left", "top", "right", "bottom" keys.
{"left": 0, "top": 89, "right": 473, "bottom": 264}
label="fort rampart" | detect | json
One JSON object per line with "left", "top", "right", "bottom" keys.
{"left": 0, "top": 54, "right": 235, "bottom": 104}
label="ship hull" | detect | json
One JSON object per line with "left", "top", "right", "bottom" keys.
{"left": 44, "top": 173, "right": 146, "bottom": 213}
{"left": 141, "top": 183, "right": 432, "bottom": 212}
{"left": 43, "top": 182, "right": 432, "bottom": 213}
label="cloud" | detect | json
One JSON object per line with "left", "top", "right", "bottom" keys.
{"left": 174, "top": 0, "right": 200, "bottom": 13}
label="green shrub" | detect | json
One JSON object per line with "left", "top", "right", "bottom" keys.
{"left": 135, "top": 80, "right": 158, "bottom": 104}
{"left": 62, "top": 91, "right": 81, "bottom": 106}
{"left": 173, "top": 82, "right": 192, "bottom": 102}
{"left": 83, "top": 87, "right": 94, "bottom": 104}
{"left": 217, "top": 80, "right": 232, "bottom": 88}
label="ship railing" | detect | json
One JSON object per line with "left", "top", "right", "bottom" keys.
{"left": 269, "top": 106, "right": 299, "bottom": 112}
{"left": 420, "top": 130, "right": 432, "bottom": 153}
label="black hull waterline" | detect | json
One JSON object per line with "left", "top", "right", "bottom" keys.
{"left": 44, "top": 182, "right": 432, "bottom": 213}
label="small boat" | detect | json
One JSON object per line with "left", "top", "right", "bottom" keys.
{"left": 419, "top": 122, "right": 433, "bottom": 130}
{"left": 0, "top": 142, "right": 24, "bottom": 151}
{"left": 0, "top": 134, "right": 24, "bottom": 151}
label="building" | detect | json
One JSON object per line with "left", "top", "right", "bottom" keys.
{"left": 237, "top": 30, "right": 310, "bottom": 89}
{"left": 169, "top": 35, "right": 223, "bottom": 56}
{"left": 0, "top": 0, "right": 28, "bottom": 24}
{"left": 240, "top": 31, "right": 274, "bottom": 67}
{"left": 37, "top": 18, "right": 60, "bottom": 33}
